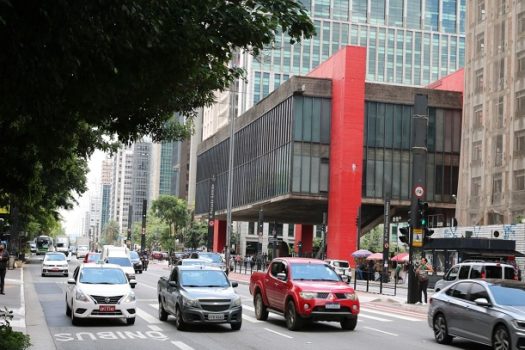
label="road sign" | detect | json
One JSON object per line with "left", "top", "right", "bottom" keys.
{"left": 414, "top": 186, "right": 425, "bottom": 198}
{"left": 412, "top": 228, "right": 423, "bottom": 247}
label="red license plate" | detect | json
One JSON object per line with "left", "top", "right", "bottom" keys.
{"left": 52, "top": 268, "right": 60, "bottom": 271}
{"left": 99, "top": 305, "right": 115, "bottom": 312}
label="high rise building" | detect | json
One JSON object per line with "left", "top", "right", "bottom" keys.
{"left": 100, "top": 158, "right": 113, "bottom": 231}
{"left": 131, "top": 142, "right": 152, "bottom": 225}
{"left": 202, "top": 0, "right": 466, "bottom": 140}
{"left": 457, "top": 1, "right": 525, "bottom": 225}
{"left": 110, "top": 147, "right": 134, "bottom": 235}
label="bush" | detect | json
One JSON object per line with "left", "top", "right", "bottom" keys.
{"left": 0, "top": 307, "right": 31, "bottom": 350}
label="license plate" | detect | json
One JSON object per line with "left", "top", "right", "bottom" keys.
{"left": 52, "top": 268, "right": 60, "bottom": 271}
{"left": 325, "top": 303, "right": 340, "bottom": 310}
{"left": 99, "top": 305, "right": 115, "bottom": 312}
{"left": 208, "top": 313, "right": 224, "bottom": 320}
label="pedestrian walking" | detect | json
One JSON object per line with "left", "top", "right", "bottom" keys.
{"left": 0, "top": 244, "right": 9, "bottom": 295}
{"left": 416, "top": 257, "right": 433, "bottom": 304}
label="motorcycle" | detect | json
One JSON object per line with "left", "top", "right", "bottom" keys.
{"left": 140, "top": 255, "right": 149, "bottom": 271}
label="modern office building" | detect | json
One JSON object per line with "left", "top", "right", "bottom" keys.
{"left": 456, "top": 1, "right": 525, "bottom": 226}
{"left": 202, "top": 0, "right": 466, "bottom": 140}
{"left": 110, "top": 147, "right": 134, "bottom": 234}
{"left": 195, "top": 46, "right": 462, "bottom": 259}
{"left": 100, "top": 158, "right": 112, "bottom": 231}
{"left": 130, "top": 142, "right": 152, "bottom": 225}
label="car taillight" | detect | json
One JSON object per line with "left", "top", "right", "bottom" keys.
{"left": 481, "top": 272, "right": 486, "bottom": 279}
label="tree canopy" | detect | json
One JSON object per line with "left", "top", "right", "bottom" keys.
{"left": 0, "top": 0, "right": 314, "bottom": 227}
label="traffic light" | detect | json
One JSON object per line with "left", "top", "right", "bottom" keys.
{"left": 399, "top": 226, "right": 410, "bottom": 244}
{"left": 417, "top": 199, "right": 429, "bottom": 227}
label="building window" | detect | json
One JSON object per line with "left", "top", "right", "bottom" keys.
{"left": 370, "top": 0, "right": 385, "bottom": 25}
{"left": 473, "top": 105, "right": 483, "bottom": 129}
{"left": 352, "top": 0, "right": 367, "bottom": 23}
{"left": 475, "top": 69, "right": 484, "bottom": 93}
{"left": 477, "top": 0, "right": 486, "bottom": 23}
{"left": 388, "top": 0, "right": 403, "bottom": 27}
{"left": 472, "top": 141, "right": 482, "bottom": 163}
{"left": 494, "top": 135, "right": 503, "bottom": 167}
{"left": 407, "top": 0, "right": 422, "bottom": 29}
{"left": 518, "top": 52, "right": 525, "bottom": 77}
{"left": 496, "top": 96, "right": 504, "bottom": 128}
{"left": 516, "top": 91, "right": 525, "bottom": 117}
{"left": 492, "top": 173, "right": 503, "bottom": 198}
{"left": 519, "top": 12, "right": 525, "bottom": 35}
{"left": 499, "top": 0, "right": 507, "bottom": 15}
{"left": 476, "top": 34, "right": 485, "bottom": 58}
{"left": 516, "top": 130, "right": 525, "bottom": 156}
{"left": 515, "top": 170, "right": 525, "bottom": 191}
{"left": 471, "top": 176, "right": 481, "bottom": 197}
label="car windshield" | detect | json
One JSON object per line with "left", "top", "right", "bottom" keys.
{"left": 291, "top": 263, "right": 340, "bottom": 281}
{"left": 87, "top": 253, "right": 101, "bottom": 262}
{"left": 79, "top": 268, "right": 128, "bottom": 284}
{"left": 180, "top": 270, "right": 229, "bottom": 287}
{"left": 181, "top": 259, "right": 209, "bottom": 266}
{"left": 45, "top": 254, "right": 66, "bottom": 262}
{"left": 129, "top": 251, "right": 139, "bottom": 259}
{"left": 106, "top": 257, "right": 132, "bottom": 267}
{"left": 489, "top": 284, "right": 525, "bottom": 306}
{"left": 198, "top": 253, "right": 223, "bottom": 264}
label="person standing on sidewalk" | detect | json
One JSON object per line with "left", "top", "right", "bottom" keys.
{"left": 416, "top": 257, "right": 433, "bottom": 304}
{"left": 0, "top": 244, "right": 9, "bottom": 294}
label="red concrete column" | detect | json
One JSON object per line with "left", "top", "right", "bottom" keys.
{"left": 308, "top": 46, "right": 366, "bottom": 263}
{"left": 212, "top": 219, "right": 226, "bottom": 253}
{"left": 294, "top": 224, "right": 313, "bottom": 256}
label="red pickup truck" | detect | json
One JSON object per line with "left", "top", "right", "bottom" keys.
{"left": 249, "top": 257, "right": 359, "bottom": 331}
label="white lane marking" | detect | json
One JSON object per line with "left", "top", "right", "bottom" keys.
{"left": 138, "top": 299, "right": 158, "bottom": 302}
{"left": 136, "top": 308, "right": 162, "bottom": 324}
{"left": 358, "top": 313, "right": 392, "bottom": 322}
{"left": 363, "top": 326, "right": 398, "bottom": 337}
{"left": 361, "top": 309, "right": 421, "bottom": 322}
{"left": 264, "top": 328, "right": 293, "bottom": 339}
{"left": 242, "top": 304, "right": 255, "bottom": 311}
{"left": 148, "top": 325, "right": 163, "bottom": 331}
{"left": 139, "top": 283, "right": 157, "bottom": 290}
{"left": 149, "top": 303, "right": 160, "bottom": 309}
{"left": 171, "top": 340, "right": 194, "bottom": 350}
{"left": 242, "top": 314, "right": 262, "bottom": 323}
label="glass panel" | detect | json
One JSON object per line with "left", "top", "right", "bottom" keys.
{"left": 352, "top": 0, "right": 368, "bottom": 23}
{"left": 312, "top": 98, "right": 321, "bottom": 142}
{"left": 407, "top": 0, "right": 422, "bottom": 29}
{"left": 333, "top": 0, "right": 349, "bottom": 21}
{"left": 388, "top": 0, "right": 403, "bottom": 27}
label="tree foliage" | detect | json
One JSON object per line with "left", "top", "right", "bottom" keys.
{"left": 151, "top": 195, "right": 189, "bottom": 237}
{"left": 185, "top": 220, "right": 208, "bottom": 250}
{"left": 0, "top": 1, "right": 315, "bottom": 227}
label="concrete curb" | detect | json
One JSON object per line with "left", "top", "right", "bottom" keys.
{"left": 24, "top": 265, "right": 55, "bottom": 350}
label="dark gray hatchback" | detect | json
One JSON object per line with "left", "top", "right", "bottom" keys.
{"left": 157, "top": 265, "right": 242, "bottom": 330}
{"left": 428, "top": 279, "right": 525, "bottom": 350}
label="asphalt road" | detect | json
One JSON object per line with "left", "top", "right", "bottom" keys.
{"left": 25, "top": 257, "right": 489, "bottom": 350}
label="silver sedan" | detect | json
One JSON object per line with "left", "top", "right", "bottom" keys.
{"left": 428, "top": 279, "right": 525, "bottom": 350}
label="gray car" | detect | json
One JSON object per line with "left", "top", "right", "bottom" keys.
{"left": 157, "top": 266, "right": 242, "bottom": 330}
{"left": 428, "top": 279, "right": 525, "bottom": 350}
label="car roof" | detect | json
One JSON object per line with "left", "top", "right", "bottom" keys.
{"left": 454, "top": 261, "right": 514, "bottom": 267}
{"left": 81, "top": 263, "right": 123, "bottom": 269}
{"left": 177, "top": 265, "right": 223, "bottom": 271}
{"left": 275, "top": 257, "right": 327, "bottom": 264}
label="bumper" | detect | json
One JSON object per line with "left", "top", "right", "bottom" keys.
{"left": 298, "top": 300, "right": 359, "bottom": 322}
{"left": 133, "top": 263, "right": 143, "bottom": 271}
{"left": 181, "top": 306, "right": 242, "bottom": 325}
{"left": 42, "top": 267, "right": 68, "bottom": 275}
{"left": 72, "top": 300, "right": 136, "bottom": 319}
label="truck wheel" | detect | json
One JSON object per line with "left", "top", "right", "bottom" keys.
{"left": 254, "top": 292, "right": 269, "bottom": 321}
{"left": 71, "top": 302, "right": 81, "bottom": 326}
{"left": 341, "top": 317, "right": 357, "bottom": 330}
{"left": 158, "top": 300, "right": 168, "bottom": 321}
{"left": 285, "top": 300, "right": 303, "bottom": 331}
{"left": 175, "top": 305, "right": 186, "bottom": 331}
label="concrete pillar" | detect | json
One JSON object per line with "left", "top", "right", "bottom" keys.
{"left": 294, "top": 224, "right": 314, "bottom": 257}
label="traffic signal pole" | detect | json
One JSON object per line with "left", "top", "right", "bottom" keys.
{"left": 407, "top": 94, "right": 428, "bottom": 304}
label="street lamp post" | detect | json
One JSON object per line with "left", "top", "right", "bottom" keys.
{"left": 225, "top": 96, "right": 236, "bottom": 275}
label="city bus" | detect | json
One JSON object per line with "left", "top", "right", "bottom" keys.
{"left": 35, "top": 235, "right": 53, "bottom": 255}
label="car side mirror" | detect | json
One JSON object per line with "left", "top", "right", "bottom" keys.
{"left": 67, "top": 278, "right": 76, "bottom": 285}
{"left": 276, "top": 272, "right": 287, "bottom": 281}
{"left": 168, "top": 281, "right": 177, "bottom": 287}
{"left": 231, "top": 282, "right": 238, "bottom": 288}
{"left": 129, "top": 279, "right": 137, "bottom": 288}
{"left": 474, "top": 298, "right": 491, "bottom": 307}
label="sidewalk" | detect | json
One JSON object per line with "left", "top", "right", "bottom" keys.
{"left": 0, "top": 266, "right": 25, "bottom": 331}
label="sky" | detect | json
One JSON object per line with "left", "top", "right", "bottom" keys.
{"left": 60, "top": 150, "right": 106, "bottom": 237}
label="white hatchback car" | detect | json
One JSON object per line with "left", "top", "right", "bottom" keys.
{"left": 325, "top": 259, "right": 352, "bottom": 281}
{"left": 41, "top": 252, "right": 69, "bottom": 277}
{"left": 66, "top": 263, "right": 137, "bottom": 325}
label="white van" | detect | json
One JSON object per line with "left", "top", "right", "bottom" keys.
{"left": 101, "top": 245, "right": 135, "bottom": 286}
{"left": 101, "top": 245, "right": 129, "bottom": 261}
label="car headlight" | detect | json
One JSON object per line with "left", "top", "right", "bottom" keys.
{"left": 232, "top": 296, "right": 242, "bottom": 307}
{"left": 182, "top": 296, "right": 200, "bottom": 308}
{"left": 122, "top": 291, "right": 136, "bottom": 303}
{"left": 75, "top": 289, "right": 90, "bottom": 302}
{"left": 344, "top": 292, "right": 357, "bottom": 301}
{"left": 299, "top": 292, "right": 317, "bottom": 299}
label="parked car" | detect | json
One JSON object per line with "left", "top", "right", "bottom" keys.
{"left": 325, "top": 259, "right": 352, "bottom": 282}
{"left": 434, "top": 261, "right": 517, "bottom": 292}
{"left": 190, "top": 252, "right": 227, "bottom": 272}
{"left": 66, "top": 263, "right": 136, "bottom": 325}
{"left": 157, "top": 265, "right": 242, "bottom": 330}
{"left": 249, "top": 257, "right": 359, "bottom": 331}
{"left": 429, "top": 279, "right": 525, "bottom": 349}
{"left": 41, "top": 252, "right": 69, "bottom": 277}
{"left": 83, "top": 252, "right": 101, "bottom": 264}
{"left": 129, "top": 251, "right": 143, "bottom": 274}
{"left": 151, "top": 251, "right": 164, "bottom": 260}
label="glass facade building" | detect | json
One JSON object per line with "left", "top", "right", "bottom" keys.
{"left": 248, "top": 0, "right": 465, "bottom": 106}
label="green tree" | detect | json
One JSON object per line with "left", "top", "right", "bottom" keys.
{"left": 131, "top": 211, "right": 170, "bottom": 252}
{"left": 101, "top": 221, "right": 119, "bottom": 246}
{"left": 359, "top": 226, "right": 384, "bottom": 253}
{"left": 186, "top": 221, "right": 208, "bottom": 250}
{"left": 151, "top": 196, "right": 189, "bottom": 246}
{"left": 0, "top": 1, "right": 315, "bottom": 225}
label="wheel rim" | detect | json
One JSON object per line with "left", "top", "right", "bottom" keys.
{"left": 494, "top": 328, "right": 510, "bottom": 350}
{"left": 176, "top": 307, "right": 182, "bottom": 326}
{"left": 255, "top": 295, "right": 262, "bottom": 317}
{"left": 158, "top": 304, "right": 163, "bottom": 318}
{"left": 287, "top": 303, "right": 295, "bottom": 327}
{"left": 433, "top": 316, "right": 446, "bottom": 342}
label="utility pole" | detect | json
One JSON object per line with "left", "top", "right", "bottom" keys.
{"left": 225, "top": 98, "right": 236, "bottom": 275}
{"left": 127, "top": 205, "right": 133, "bottom": 249}
{"left": 407, "top": 94, "right": 428, "bottom": 304}
{"left": 141, "top": 200, "right": 147, "bottom": 252}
